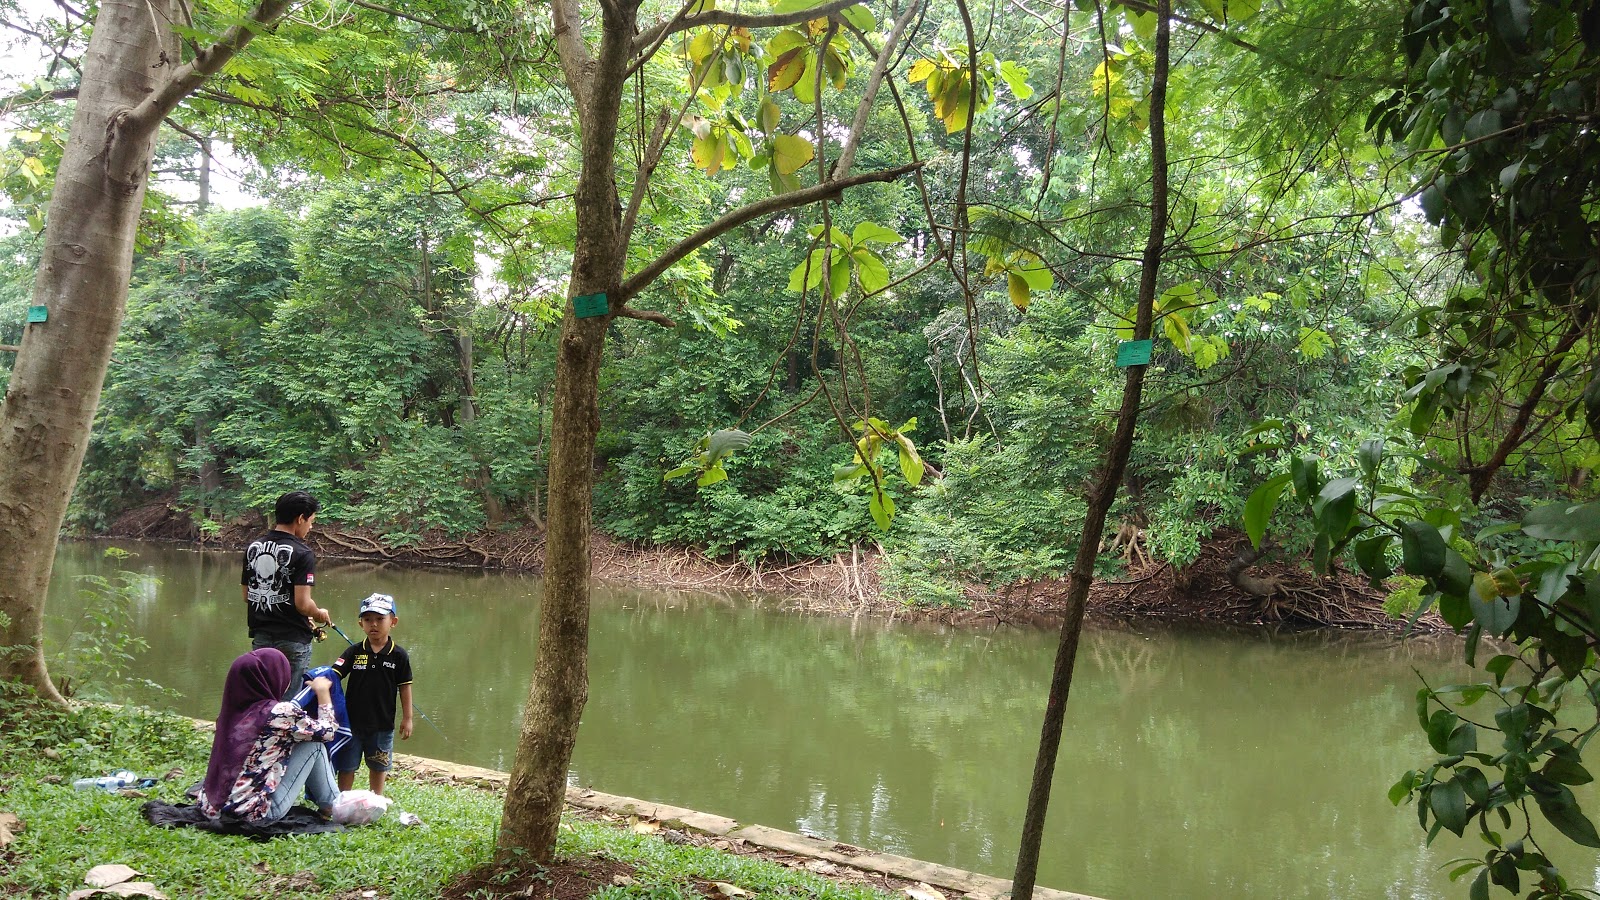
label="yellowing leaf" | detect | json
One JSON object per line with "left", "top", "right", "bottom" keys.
{"left": 1008, "top": 272, "right": 1030, "bottom": 310}
{"left": 768, "top": 48, "right": 806, "bottom": 92}
{"left": 759, "top": 98, "right": 781, "bottom": 132}
{"left": 771, "top": 133, "right": 814, "bottom": 175}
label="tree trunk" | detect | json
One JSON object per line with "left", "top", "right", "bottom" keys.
{"left": 1010, "top": 3, "right": 1170, "bottom": 897}
{"left": 0, "top": 0, "right": 180, "bottom": 700}
{"left": 498, "top": 0, "right": 634, "bottom": 860}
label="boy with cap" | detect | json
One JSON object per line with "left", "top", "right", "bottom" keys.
{"left": 332, "top": 593, "right": 413, "bottom": 795}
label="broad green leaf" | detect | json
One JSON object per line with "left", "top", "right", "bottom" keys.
{"left": 1291, "top": 454, "right": 1320, "bottom": 502}
{"left": 1468, "top": 572, "right": 1518, "bottom": 635}
{"left": 696, "top": 464, "right": 728, "bottom": 487}
{"left": 851, "top": 222, "right": 902, "bottom": 245}
{"left": 896, "top": 438, "right": 925, "bottom": 486}
{"left": 1243, "top": 473, "right": 1292, "bottom": 549}
{"left": 1315, "top": 476, "right": 1358, "bottom": 538}
{"left": 1357, "top": 438, "right": 1384, "bottom": 480}
{"left": 1537, "top": 791, "right": 1600, "bottom": 848}
{"left": 1354, "top": 535, "right": 1393, "bottom": 585}
{"left": 840, "top": 4, "right": 876, "bottom": 31}
{"left": 1401, "top": 520, "right": 1447, "bottom": 578}
{"left": 998, "top": 60, "right": 1033, "bottom": 99}
{"left": 663, "top": 465, "right": 696, "bottom": 481}
{"left": 1545, "top": 757, "right": 1595, "bottom": 786}
{"left": 868, "top": 487, "right": 896, "bottom": 530}
{"left": 829, "top": 249, "right": 850, "bottom": 298}
{"left": 705, "top": 428, "right": 752, "bottom": 461}
{"left": 1430, "top": 778, "right": 1469, "bottom": 836}
{"left": 771, "top": 133, "right": 815, "bottom": 175}
{"left": 854, "top": 250, "right": 889, "bottom": 294}
{"left": 1522, "top": 501, "right": 1600, "bottom": 542}
{"left": 1016, "top": 262, "right": 1053, "bottom": 290}
{"left": 759, "top": 99, "right": 781, "bottom": 132}
{"left": 772, "top": 0, "right": 823, "bottom": 12}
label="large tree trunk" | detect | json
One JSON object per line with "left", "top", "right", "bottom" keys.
{"left": 0, "top": 0, "right": 179, "bottom": 700}
{"left": 497, "top": 0, "right": 634, "bottom": 860}
{"left": 0, "top": 0, "right": 293, "bottom": 700}
{"left": 1009, "top": 3, "right": 1170, "bottom": 897}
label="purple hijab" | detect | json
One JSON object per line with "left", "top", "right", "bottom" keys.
{"left": 202, "top": 648, "right": 290, "bottom": 811}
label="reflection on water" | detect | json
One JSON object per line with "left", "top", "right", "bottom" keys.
{"left": 42, "top": 541, "right": 1600, "bottom": 899}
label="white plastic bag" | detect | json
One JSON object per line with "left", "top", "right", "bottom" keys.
{"left": 330, "top": 790, "right": 392, "bottom": 826}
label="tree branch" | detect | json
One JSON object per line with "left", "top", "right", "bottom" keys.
{"left": 551, "top": 0, "right": 596, "bottom": 105}
{"left": 343, "top": 0, "right": 480, "bottom": 33}
{"left": 831, "top": 0, "right": 922, "bottom": 178}
{"left": 615, "top": 306, "right": 677, "bottom": 327}
{"left": 617, "top": 161, "right": 923, "bottom": 302}
{"left": 633, "top": 0, "right": 862, "bottom": 55}
{"left": 127, "top": 0, "right": 299, "bottom": 132}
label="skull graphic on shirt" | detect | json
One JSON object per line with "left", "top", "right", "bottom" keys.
{"left": 245, "top": 540, "right": 297, "bottom": 610}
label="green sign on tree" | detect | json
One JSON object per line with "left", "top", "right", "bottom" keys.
{"left": 1115, "top": 339, "right": 1152, "bottom": 367}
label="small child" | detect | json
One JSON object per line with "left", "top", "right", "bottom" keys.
{"left": 332, "top": 593, "right": 414, "bottom": 796}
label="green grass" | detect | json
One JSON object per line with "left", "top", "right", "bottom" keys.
{"left": 0, "top": 695, "right": 894, "bottom": 900}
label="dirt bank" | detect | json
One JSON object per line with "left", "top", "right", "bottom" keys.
{"left": 103, "top": 501, "right": 1419, "bottom": 630}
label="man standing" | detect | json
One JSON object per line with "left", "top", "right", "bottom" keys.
{"left": 242, "top": 490, "right": 331, "bottom": 698}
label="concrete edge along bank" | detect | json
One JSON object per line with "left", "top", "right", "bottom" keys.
{"left": 398, "top": 754, "right": 1105, "bottom": 900}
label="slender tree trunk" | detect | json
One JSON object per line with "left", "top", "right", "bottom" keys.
{"left": 197, "top": 135, "right": 213, "bottom": 215}
{"left": 498, "top": 0, "right": 634, "bottom": 860}
{"left": 0, "top": 0, "right": 180, "bottom": 700}
{"left": 1010, "top": 3, "right": 1170, "bottom": 897}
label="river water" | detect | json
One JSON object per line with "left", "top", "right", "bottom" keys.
{"left": 40, "top": 541, "right": 1600, "bottom": 899}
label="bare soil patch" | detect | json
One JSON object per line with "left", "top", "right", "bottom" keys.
{"left": 436, "top": 855, "right": 638, "bottom": 900}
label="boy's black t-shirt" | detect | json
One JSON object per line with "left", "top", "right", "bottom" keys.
{"left": 240, "top": 530, "right": 317, "bottom": 642}
{"left": 333, "top": 640, "right": 413, "bottom": 735}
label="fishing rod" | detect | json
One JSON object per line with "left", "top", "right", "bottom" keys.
{"left": 321, "top": 620, "right": 455, "bottom": 746}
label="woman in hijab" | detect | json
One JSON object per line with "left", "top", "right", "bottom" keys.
{"left": 200, "top": 647, "right": 340, "bottom": 823}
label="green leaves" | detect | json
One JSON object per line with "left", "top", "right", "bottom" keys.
{"left": 1522, "top": 501, "right": 1600, "bottom": 542}
{"left": 1400, "top": 519, "right": 1447, "bottom": 578}
{"left": 1243, "top": 473, "right": 1291, "bottom": 549}
{"left": 663, "top": 429, "right": 754, "bottom": 487}
{"left": 833, "top": 417, "right": 924, "bottom": 531}
{"left": 786, "top": 222, "right": 903, "bottom": 298}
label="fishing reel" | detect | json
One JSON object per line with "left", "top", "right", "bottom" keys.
{"left": 312, "top": 623, "right": 328, "bottom": 643}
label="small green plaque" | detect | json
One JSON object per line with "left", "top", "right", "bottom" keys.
{"left": 573, "top": 292, "right": 609, "bottom": 319}
{"left": 25, "top": 305, "right": 47, "bottom": 324}
{"left": 1115, "top": 339, "right": 1153, "bottom": 367}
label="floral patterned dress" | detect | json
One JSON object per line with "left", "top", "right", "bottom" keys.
{"left": 202, "top": 700, "right": 336, "bottom": 821}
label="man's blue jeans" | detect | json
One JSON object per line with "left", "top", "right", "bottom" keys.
{"left": 251, "top": 636, "right": 312, "bottom": 700}
{"left": 267, "top": 739, "right": 338, "bottom": 822}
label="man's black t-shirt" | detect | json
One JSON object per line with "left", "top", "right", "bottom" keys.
{"left": 333, "top": 640, "right": 413, "bottom": 735}
{"left": 240, "top": 530, "right": 317, "bottom": 642}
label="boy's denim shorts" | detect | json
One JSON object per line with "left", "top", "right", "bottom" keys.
{"left": 334, "top": 730, "right": 395, "bottom": 773}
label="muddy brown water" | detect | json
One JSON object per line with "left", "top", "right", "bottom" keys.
{"left": 43, "top": 541, "right": 1600, "bottom": 899}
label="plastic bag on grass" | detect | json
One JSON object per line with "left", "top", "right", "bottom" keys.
{"left": 330, "top": 790, "right": 391, "bottom": 826}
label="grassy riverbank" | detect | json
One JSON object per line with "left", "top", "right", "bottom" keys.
{"left": 0, "top": 695, "right": 898, "bottom": 900}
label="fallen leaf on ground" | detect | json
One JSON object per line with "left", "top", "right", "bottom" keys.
{"left": 41, "top": 774, "right": 63, "bottom": 784}
{"left": 85, "top": 865, "right": 141, "bottom": 888}
{"left": 804, "top": 861, "right": 838, "bottom": 875}
{"left": 68, "top": 883, "right": 169, "bottom": 900}
{"left": 160, "top": 768, "right": 184, "bottom": 782}
{"left": 630, "top": 818, "right": 661, "bottom": 835}
{"left": 250, "top": 863, "right": 271, "bottom": 875}
{"left": 612, "top": 875, "right": 635, "bottom": 887}
{"left": 904, "top": 883, "right": 946, "bottom": 900}
{"left": 712, "top": 882, "right": 750, "bottom": 897}
{"left": 42, "top": 748, "right": 59, "bottom": 760}
{"left": 103, "top": 883, "right": 167, "bottom": 898}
